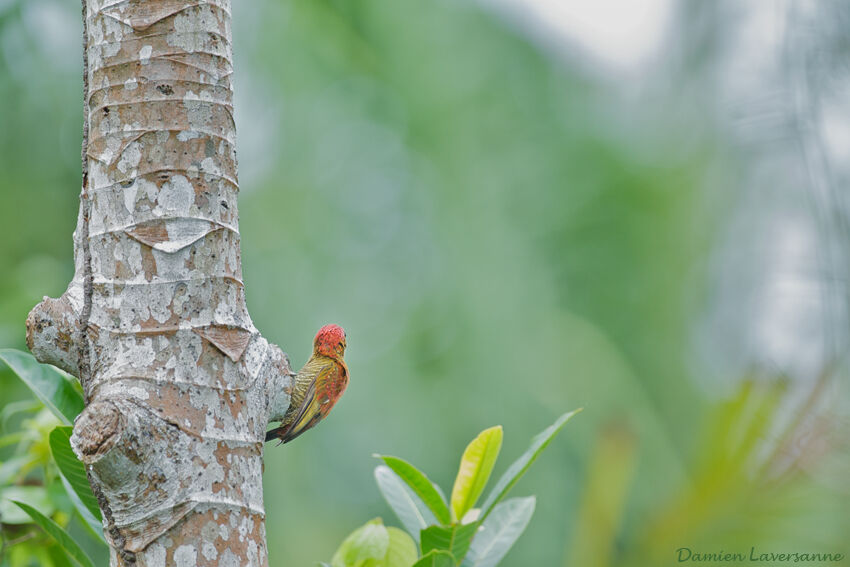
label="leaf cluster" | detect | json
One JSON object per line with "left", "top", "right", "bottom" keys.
{"left": 327, "top": 410, "right": 581, "bottom": 567}
{"left": 0, "top": 350, "right": 106, "bottom": 567}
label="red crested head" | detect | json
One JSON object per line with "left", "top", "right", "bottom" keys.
{"left": 313, "top": 324, "right": 346, "bottom": 359}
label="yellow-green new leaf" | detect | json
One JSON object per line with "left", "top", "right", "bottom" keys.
{"left": 450, "top": 426, "right": 503, "bottom": 522}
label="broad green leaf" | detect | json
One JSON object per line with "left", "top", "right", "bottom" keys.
{"left": 411, "top": 550, "right": 455, "bottom": 567}
{"left": 331, "top": 518, "right": 390, "bottom": 567}
{"left": 461, "top": 497, "right": 535, "bottom": 567}
{"left": 0, "top": 486, "right": 54, "bottom": 524}
{"left": 362, "top": 527, "right": 419, "bottom": 567}
{"left": 50, "top": 426, "right": 102, "bottom": 522}
{"left": 10, "top": 500, "right": 95, "bottom": 567}
{"left": 450, "top": 426, "right": 502, "bottom": 522}
{"left": 374, "top": 465, "right": 438, "bottom": 542}
{"left": 420, "top": 523, "right": 479, "bottom": 563}
{"left": 479, "top": 409, "right": 580, "bottom": 521}
{"left": 375, "top": 455, "right": 451, "bottom": 525}
{"left": 0, "top": 349, "right": 84, "bottom": 426}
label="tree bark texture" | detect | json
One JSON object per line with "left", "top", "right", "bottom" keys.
{"left": 25, "top": 1, "right": 293, "bottom": 565}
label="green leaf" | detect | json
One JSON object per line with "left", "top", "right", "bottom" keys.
{"left": 450, "top": 426, "right": 503, "bottom": 522}
{"left": 59, "top": 473, "right": 106, "bottom": 545}
{"left": 0, "top": 486, "right": 54, "bottom": 524}
{"left": 375, "top": 455, "right": 451, "bottom": 525}
{"left": 420, "top": 523, "right": 479, "bottom": 563}
{"left": 374, "top": 465, "right": 438, "bottom": 542}
{"left": 10, "top": 500, "right": 95, "bottom": 567}
{"left": 331, "top": 518, "right": 390, "bottom": 567}
{"left": 0, "top": 349, "right": 84, "bottom": 426}
{"left": 49, "top": 426, "right": 102, "bottom": 522}
{"left": 385, "top": 527, "right": 419, "bottom": 567}
{"left": 363, "top": 527, "right": 419, "bottom": 567}
{"left": 411, "top": 550, "right": 456, "bottom": 567}
{"left": 479, "top": 409, "right": 580, "bottom": 521}
{"left": 461, "top": 497, "right": 535, "bottom": 567}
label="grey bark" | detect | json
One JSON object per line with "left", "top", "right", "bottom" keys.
{"left": 25, "top": 1, "right": 292, "bottom": 565}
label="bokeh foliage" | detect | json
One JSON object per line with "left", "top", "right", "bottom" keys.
{"left": 1, "top": 0, "right": 849, "bottom": 566}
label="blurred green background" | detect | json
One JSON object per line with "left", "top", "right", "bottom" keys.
{"left": 2, "top": 0, "right": 850, "bottom": 566}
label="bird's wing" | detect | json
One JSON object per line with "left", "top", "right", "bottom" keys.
{"left": 274, "top": 361, "right": 336, "bottom": 444}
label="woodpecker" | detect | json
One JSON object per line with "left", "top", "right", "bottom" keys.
{"left": 266, "top": 324, "right": 349, "bottom": 444}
